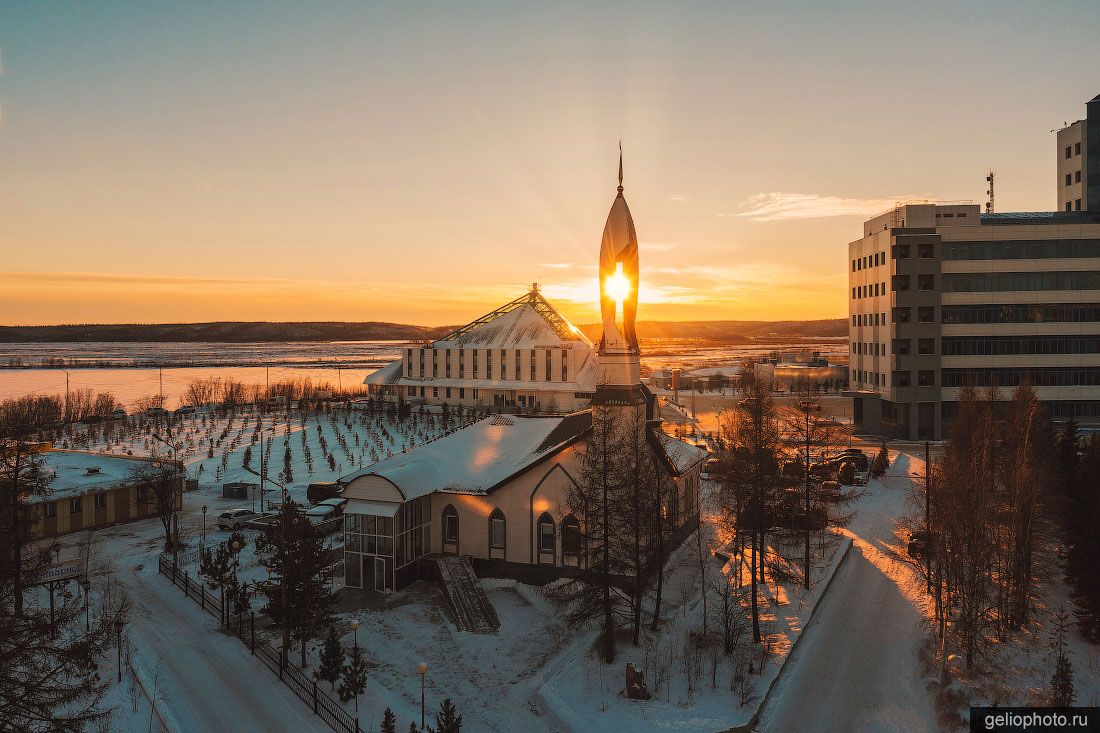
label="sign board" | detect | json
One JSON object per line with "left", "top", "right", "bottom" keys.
{"left": 36, "top": 559, "right": 85, "bottom": 584}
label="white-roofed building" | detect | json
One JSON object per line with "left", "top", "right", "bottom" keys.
{"left": 364, "top": 284, "right": 597, "bottom": 413}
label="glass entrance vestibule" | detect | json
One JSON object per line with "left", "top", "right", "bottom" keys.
{"left": 343, "top": 495, "right": 432, "bottom": 592}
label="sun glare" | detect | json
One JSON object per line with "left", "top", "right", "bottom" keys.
{"left": 604, "top": 262, "right": 632, "bottom": 304}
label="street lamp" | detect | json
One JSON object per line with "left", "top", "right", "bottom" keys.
{"left": 417, "top": 661, "right": 428, "bottom": 729}
{"left": 115, "top": 618, "right": 124, "bottom": 682}
{"left": 201, "top": 505, "right": 208, "bottom": 550}
{"left": 350, "top": 618, "right": 360, "bottom": 647}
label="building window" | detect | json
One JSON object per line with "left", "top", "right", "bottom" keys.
{"left": 458, "top": 348, "right": 465, "bottom": 378}
{"left": 433, "top": 387, "right": 439, "bottom": 398}
{"left": 1076, "top": 171, "right": 1082, "bottom": 183}
{"left": 486, "top": 350, "right": 492, "bottom": 380}
{"left": 917, "top": 274, "right": 935, "bottom": 291}
{"left": 489, "top": 509, "right": 506, "bottom": 559}
{"left": 537, "top": 512, "right": 556, "bottom": 560}
{"left": 530, "top": 350, "right": 537, "bottom": 381}
{"left": 445, "top": 388, "right": 451, "bottom": 399}
{"left": 445, "top": 350, "right": 451, "bottom": 378}
{"left": 1076, "top": 199, "right": 1082, "bottom": 211}
{"left": 44, "top": 501, "right": 57, "bottom": 519}
{"left": 1076, "top": 142, "right": 1082, "bottom": 155}
{"left": 432, "top": 350, "right": 438, "bottom": 377}
{"left": 472, "top": 350, "right": 478, "bottom": 379}
{"left": 442, "top": 505, "right": 458, "bottom": 550}
{"left": 917, "top": 307, "right": 934, "bottom": 323}
{"left": 1066, "top": 146, "right": 1072, "bottom": 159}
{"left": 546, "top": 350, "right": 553, "bottom": 382}
{"left": 70, "top": 497, "right": 82, "bottom": 514}
{"left": 562, "top": 350, "right": 568, "bottom": 381}
{"left": 94, "top": 493, "right": 107, "bottom": 509}
{"left": 562, "top": 515, "right": 580, "bottom": 561}
{"left": 917, "top": 338, "right": 935, "bottom": 355}
{"left": 1066, "top": 173, "right": 1073, "bottom": 187}
{"left": 419, "top": 349, "right": 425, "bottom": 377}
{"left": 458, "top": 388, "right": 465, "bottom": 399}
{"left": 514, "top": 350, "right": 521, "bottom": 380}
{"left": 917, "top": 370, "right": 936, "bottom": 387}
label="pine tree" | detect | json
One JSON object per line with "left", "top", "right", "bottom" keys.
{"left": 1051, "top": 608, "right": 1075, "bottom": 706}
{"left": 255, "top": 500, "right": 336, "bottom": 666}
{"left": 338, "top": 643, "right": 367, "bottom": 706}
{"left": 381, "top": 708, "right": 397, "bottom": 733}
{"left": 318, "top": 626, "right": 343, "bottom": 691}
{"left": 408, "top": 724, "right": 419, "bottom": 733}
{"left": 435, "top": 698, "right": 462, "bottom": 733}
{"left": 870, "top": 442, "right": 889, "bottom": 477}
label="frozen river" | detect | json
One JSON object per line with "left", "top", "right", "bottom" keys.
{"left": 0, "top": 338, "right": 848, "bottom": 410}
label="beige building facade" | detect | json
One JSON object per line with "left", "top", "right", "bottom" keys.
{"left": 849, "top": 202, "right": 1100, "bottom": 439}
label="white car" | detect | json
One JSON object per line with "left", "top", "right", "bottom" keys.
{"left": 303, "top": 504, "right": 339, "bottom": 527}
{"left": 216, "top": 508, "right": 257, "bottom": 530}
{"left": 313, "top": 497, "right": 347, "bottom": 513}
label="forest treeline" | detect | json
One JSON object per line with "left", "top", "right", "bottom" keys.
{"left": 2, "top": 318, "right": 848, "bottom": 343}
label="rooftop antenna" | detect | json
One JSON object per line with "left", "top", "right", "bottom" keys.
{"left": 985, "top": 170, "right": 996, "bottom": 214}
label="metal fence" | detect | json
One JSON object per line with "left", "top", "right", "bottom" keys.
{"left": 157, "top": 554, "right": 361, "bottom": 733}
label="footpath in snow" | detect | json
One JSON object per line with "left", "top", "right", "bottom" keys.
{"left": 756, "top": 451, "right": 936, "bottom": 733}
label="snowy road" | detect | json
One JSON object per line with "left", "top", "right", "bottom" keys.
{"left": 81, "top": 517, "right": 330, "bottom": 733}
{"left": 756, "top": 453, "right": 936, "bottom": 733}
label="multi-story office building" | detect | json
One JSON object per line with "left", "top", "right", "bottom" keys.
{"left": 849, "top": 202, "right": 1100, "bottom": 439}
{"left": 1056, "top": 93, "right": 1100, "bottom": 214}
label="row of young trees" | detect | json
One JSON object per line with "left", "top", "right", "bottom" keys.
{"left": 1054, "top": 418, "right": 1100, "bottom": 642}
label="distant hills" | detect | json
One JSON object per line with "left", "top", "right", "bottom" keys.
{"left": 0, "top": 318, "right": 847, "bottom": 343}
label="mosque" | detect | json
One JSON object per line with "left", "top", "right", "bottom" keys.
{"left": 340, "top": 156, "right": 706, "bottom": 592}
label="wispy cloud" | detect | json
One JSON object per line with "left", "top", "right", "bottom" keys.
{"left": 666, "top": 195, "right": 692, "bottom": 203}
{"left": 539, "top": 263, "right": 575, "bottom": 270}
{"left": 732, "top": 192, "right": 925, "bottom": 222}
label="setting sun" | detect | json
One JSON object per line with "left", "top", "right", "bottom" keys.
{"left": 604, "top": 262, "right": 632, "bottom": 304}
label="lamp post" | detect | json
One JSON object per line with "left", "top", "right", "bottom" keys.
{"left": 201, "top": 505, "right": 208, "bottom": 550}
{"left": 350, "top": 619, "right": 361, "bottom": 713}
{"left": 115, "top": 618, "right": 124, "bottom": 682}
{"left": 417, "top": 661, "right": 428, "bottom": 729}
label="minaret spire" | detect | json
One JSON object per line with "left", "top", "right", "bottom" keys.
{"left": 617, "top": 140, "right": 624, "bottom": 195}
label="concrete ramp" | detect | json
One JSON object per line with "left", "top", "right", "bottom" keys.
{"left": 432, "top": 556, "right": 500, "bottom": 633}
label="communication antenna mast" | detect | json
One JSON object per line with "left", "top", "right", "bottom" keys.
{"left": 985, "top": 170, "right": 996, "bottom": 214}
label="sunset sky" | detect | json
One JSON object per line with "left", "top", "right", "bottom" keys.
{"left": 1, "top": 2, "right": 1098, "bottom": 327}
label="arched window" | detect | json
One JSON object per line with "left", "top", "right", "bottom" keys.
{"left": 561, "top": 515, "right": 580, "bottom": 566}
{"left": 488, "top": 508, "right": 506, "bottom": 559}
{"left": 537, "top": 512, "right": 556, "bottom": 563}
{"left": 442, "top": 504, "right": 459, "bottom": 554}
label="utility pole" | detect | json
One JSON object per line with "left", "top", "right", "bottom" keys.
{"left": 62, "top": 370, "right": 71, "bottom": 422}
{"left": 159, "top": 368, "right": 164, "bottom": 402}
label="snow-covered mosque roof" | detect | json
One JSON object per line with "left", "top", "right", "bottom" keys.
{"left": 431, "top": 287, "right": 592, "bottom": 350}
{"left": 339, "top": 412, "right": 593, "bottom": 500}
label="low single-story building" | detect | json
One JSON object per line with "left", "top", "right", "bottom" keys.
{"left": 20, "top": 449, "right": 181, "bottom": 539}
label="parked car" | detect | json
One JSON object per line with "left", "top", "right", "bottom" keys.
{"left": 145, "top": 407, "right": 168, "bottom": 417}
{"left": 217, "top": 508, "right": 258, "bottom": 530}
{"left": 303, "top": 504, "right": 338, "bottom": 525}
{"left": 174, "top": 405, "right": 196, "bottom": 416}
{"left": 314, "top": 497, "right": 347, "bottom": 514}
{"left": 307, "top": 481, "right": 342, "bottom": 504}
{"left": 110, "top": 408, "right": 128, "bottom": 420}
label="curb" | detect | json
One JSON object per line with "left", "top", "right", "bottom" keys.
{"left": 719, "top": 536, "right": 856, "bottom": 733}
{"left": 127, "top": 642, "right": 182, "bottom": 733}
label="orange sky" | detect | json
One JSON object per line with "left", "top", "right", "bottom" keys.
{"left": 1, "top": 3, "right": 1096, "bottom": 327}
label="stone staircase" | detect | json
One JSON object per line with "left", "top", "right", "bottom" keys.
{"left": 432, "top": 556, "right": 500, "bottom": 633}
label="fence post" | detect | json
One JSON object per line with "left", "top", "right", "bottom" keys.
{"left": 355, "top": 715, "right": 360, "bottom": 733}
{"left": 312, "top": 677, "right": 318, "bottom": 714}
{"left": 279, "top": 648, "right": 284, "bottom": 681}
{"left": 183, "top": 572, "right": 189, "bottom": 598}
{"left": 200, "top": 582, "right": 205, "bottom": 611}
{"left": 250, "top": 611, "right": 255, "bottom": 654}
{"left": 220, "top": 589, "right": 225, "bottom": 627}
